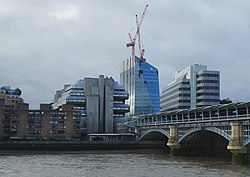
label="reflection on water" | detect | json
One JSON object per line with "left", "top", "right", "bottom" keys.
{"left": 0, "top": 150, "right": 249, "bottom": 177}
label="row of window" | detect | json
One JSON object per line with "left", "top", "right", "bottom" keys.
{"left": 161, "top": 100, "right": 191, "bottom": 110}
{"left": 73, "top": 107, "right": 85, "bottom": 111}
{"left": 162, "top": 81, "right": 190, "bottom": 93}
{"left": 197, "top": 86, "right": 219, "bottom": 90}
{"left": 29, "top": 112, "right": 44, "bottom": 114}
{"left": 2, "top": 124, "right": 82, "bottom": 130}
{"left": 196, "top": 73, "right": 219, "bottom": 78}
{"left": 50, "top": 116, "right": 67, "bottom": 119}
{"left": 197, "top": 99, "right": 219, "bottom": 103}
{"left": 1, "top": 116, "right": 86, "bottom": 120}
{"left": 2, "top": 130, "right": 82, "bottom": 135}
{"left": 161, "top": 94, "right": 190, "bottom": 103}
{"left": 197, "top": 80, "right": 219, "bottom": 84}
{"left": 51, "top": 112, "right": 67, "bottom": 115}
{"left": 69, "top": 92, "right": 84, "bottom": 96}
{"left": 197, "top": 93, "right": 220, "bottom": 96}
{"left": 27, "top": 125, "right": 43, "bottom": 129}
{"left": 161, "top": 87, "right": 190, "bottom": 98}
{"left": 50, "top": 121, "right": 67, "bottom": 124}
{"left": 51, "top": 125, "right": 67, "bottom": 129}
{"left": 66, "top": 99, "right": 86, "bottom": 103}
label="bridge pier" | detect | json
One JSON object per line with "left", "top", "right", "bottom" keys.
{"left": 167, "top": 125, "right": 180, "bottom": 156}
{"left": 227, "top": 121, "right": 248, "bottom": 164}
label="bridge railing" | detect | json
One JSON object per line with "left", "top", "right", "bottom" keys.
{"left": 136, "top": 115, "right": 250, "bottom": 127}
{"left": 131, "top": 103, "right": 250, "bottom": 127}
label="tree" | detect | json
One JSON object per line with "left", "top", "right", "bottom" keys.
{"left": 220, "top": 98, "right": 232, "bottom": 104}
{"left": 15, "top": 88, "right": 22, "bottom": 96}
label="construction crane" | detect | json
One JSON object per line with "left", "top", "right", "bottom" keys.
{"left": 126, "top": 4, "right": 149, "bottom": 60}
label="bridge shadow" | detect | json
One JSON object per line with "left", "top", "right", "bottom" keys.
{"left": 139, "top": 130, "right": 232, "bottom": 159}
{"left": 140, "top": 131, "right": 170, "bottom": 152}
{"left": 179, "top": 130, "right": 231, "bottom": 158}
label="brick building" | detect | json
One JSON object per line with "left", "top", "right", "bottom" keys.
{"left": 0, "top": 99, "right": 81, "bottom": 140}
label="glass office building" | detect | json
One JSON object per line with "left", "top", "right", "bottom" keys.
{"left": 120, "top": 56, "right": 160, "bottom": 116}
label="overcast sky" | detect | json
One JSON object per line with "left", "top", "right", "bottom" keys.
{"left": 1, "top": 0, "right": 250, "bottom": 109}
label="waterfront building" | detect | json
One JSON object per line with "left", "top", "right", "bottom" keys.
{"left": 52, "top": 75, "right": 130, "bottom": 134}
{"left": 52, "top": 80, "right": 86, "bottom": 134}
{"left": 0, "top": 76, "right": 129, "bottom": 140}
{"left": 160, "top": 64, "right": 220, "bottom": 111}
{"left": 0, "top": 99, "right": 81, "bottom": 140}
{"left": 0, "top": 86, "right": 23, "bottom": 108}
{"left": 120, "top": 56, "right": 160, "bottom": 116}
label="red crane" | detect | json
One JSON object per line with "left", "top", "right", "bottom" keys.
{"left": 126, "top": 4, "right": 149, "bottom": 60}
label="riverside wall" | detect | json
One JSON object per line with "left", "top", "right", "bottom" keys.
{"left": 0, "top": 141, "right": 167, "bottom": 151}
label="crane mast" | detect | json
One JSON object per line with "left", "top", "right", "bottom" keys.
{"left": 126, "top": 4, "right": 148, "bottom": 60}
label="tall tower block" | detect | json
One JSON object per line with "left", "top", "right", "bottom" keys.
{"left": 120, "top": 56, "right": 160, "bottom": 116}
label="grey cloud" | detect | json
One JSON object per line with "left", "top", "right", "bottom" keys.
{"left": 1, "top": 0, "right": 250, "bottom": 108}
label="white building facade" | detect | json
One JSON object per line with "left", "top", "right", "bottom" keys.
{"left": 160, "top": 64, "right": 220, "bottom": 112}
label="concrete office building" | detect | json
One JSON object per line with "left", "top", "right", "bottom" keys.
{"left": 120, "top": 56, "right": 160, "bottom": 116}
{"left": 52, "top": 75, "right": 129, "bottom": 134}
{"left": 160, "top": 64, "right": 220, "bottom": 111}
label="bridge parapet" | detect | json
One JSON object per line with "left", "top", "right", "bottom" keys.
{"left": 132, "top": 102, "right": 250, "bottom": 127}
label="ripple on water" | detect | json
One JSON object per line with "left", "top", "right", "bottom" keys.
{"left": 0, "top": 151, "right": 249, "bottom": 177}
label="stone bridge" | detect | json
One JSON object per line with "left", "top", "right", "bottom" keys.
{"left": 126, "top": 102, "right": 250, "bottom": 164}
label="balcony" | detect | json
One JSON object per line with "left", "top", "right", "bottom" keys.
{"left": 113, "top": 104, "right": 130, "bottom": 113}
{"left": 113, "top": 93, "right": 129, "bottom": 100}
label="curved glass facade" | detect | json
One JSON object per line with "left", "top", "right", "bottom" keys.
{"left": 121, "top": 56, "right": 160, "bottom": 116}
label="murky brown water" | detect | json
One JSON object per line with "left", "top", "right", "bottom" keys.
{"left": 0, "top": 150, "right": 249, "bottom": 177}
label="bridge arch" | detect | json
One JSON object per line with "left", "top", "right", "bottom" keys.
{"left": 178, "top": 127, "right": 231, "bottom": 158}
{"left": 139, "top": 129, "right": 170, "bottom": 141}
{"left": 178, "top": 127, "right": 230, "bottom": 144}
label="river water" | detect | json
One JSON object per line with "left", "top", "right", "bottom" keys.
{"left": 0, "top": 150, "right": 249, "bottom": 177}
